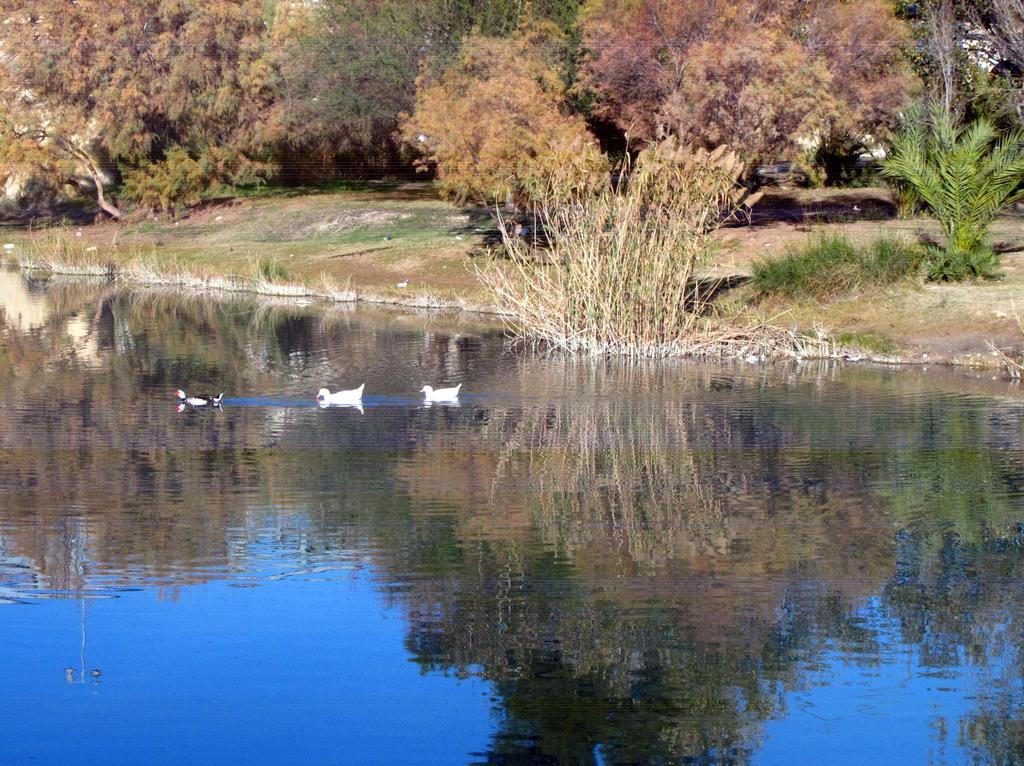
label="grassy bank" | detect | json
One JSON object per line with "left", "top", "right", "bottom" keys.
{"left": 0, "top": 182, "right": 500, "bottom": 311}
{"left": 4, "top": 240, "right": 501, "bottom": 313}
{"left": 713, "top": 189, "right": 1024, "bottom": 367}
{"left": 4, "top": 183, "right": 1024, "bottom": 367}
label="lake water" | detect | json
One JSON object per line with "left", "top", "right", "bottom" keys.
{"left": 1, "top": 272, "right": 1023, "bottom": 765}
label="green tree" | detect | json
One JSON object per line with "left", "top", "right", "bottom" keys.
{"left": 897, "top": 0, "right": 1023, "bottom": 126}
{"left": 967, "top": 0, "right": 1024, "bottom": 125}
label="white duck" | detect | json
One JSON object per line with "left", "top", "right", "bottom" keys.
{"left": 421, "top": 383, "right": 461, "bottom": 402}
{"left": 176, "top": 390, "right": 223, "bottom": 407}
{"left": 316, "top": 384, "right": 364, "bottom": 405}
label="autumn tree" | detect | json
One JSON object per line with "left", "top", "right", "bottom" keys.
{"left": 659, "top": 27, "right": 834, "bottom": 172}
{"left": 274, "top": 0, "right": 586, "bottom": 180}
{"left": 401, "top": 22, "right": 605, "bottom": 206}
{"left": 582, "top": 0, "right": 917, "bottom": 180}
{"left": 0, "top": 1, "right": 278, "bottom": 217}
{"left": 805, "top": 0, "right": 921, "bottom": 181}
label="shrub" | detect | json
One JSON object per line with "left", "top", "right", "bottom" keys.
{"left": 881, "top": 104, "right": 1024, "bottom": 280}
{"left": 478, "top": 136, "right": 759, "bottom": 356}
{"left": 751, "top": 234, "right": 925, "bottom": 301}
{"left": 121, "top": 147, "right": 211, "bottom": 215}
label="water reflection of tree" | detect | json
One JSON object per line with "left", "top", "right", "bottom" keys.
{"left": 4, "top": 286, "right": 1024, "bottom": 762}
{"left": 385, "top": 365, "right": 900, "bottom": 762}
{"left": 884, "top": 527, "right": 1024, "bottom": 765}
{"left": 388, "top": 361, "right": 1024, "bottom": 763}
{"left": 0, "top": 284, "right": 511, "bottom": 591}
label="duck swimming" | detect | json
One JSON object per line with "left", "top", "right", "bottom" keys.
{"left": 176, "top": 390, "right": 224, "bottom": 407}
{"left": 421, "top": 384, "right": 461, "bottom": 402}
{"left": 316, "top": 384, "right": 364, "bottom": 405}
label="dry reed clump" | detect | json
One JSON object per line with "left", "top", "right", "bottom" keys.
{"left": 478, "top": 135, "right": 792, "bottom": 358}
{"left": 317, "top": 272, "right": 359, "bottom": 303}
{"left": 986, "top": 306, "right": 1024, "bottom": 378}
{"left": 987, "top": 343, "right": 1024, "bottom": 378}
{"left": 12, "top": 231, "right": 114, "bottom": 276}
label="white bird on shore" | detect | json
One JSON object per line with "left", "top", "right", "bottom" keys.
{"left": 421, "top": 383, "right": 461, "bottom": 402}
{"left": 316, "top": 384, "right": 364, "bottom": 405}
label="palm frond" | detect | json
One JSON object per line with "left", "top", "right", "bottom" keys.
{"left": 881, "top": 104, "right": 1024, "bottom": 280}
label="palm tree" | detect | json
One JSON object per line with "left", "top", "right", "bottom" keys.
{"left": 881, "top": 103, "right": 1024, "bottom": 280}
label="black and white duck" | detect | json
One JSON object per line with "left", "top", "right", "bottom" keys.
{"left": 176, "top": 390, "right": 224, "bottom": 407}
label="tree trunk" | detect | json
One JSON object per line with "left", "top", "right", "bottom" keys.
{"left": 929, "top": 0, "right": 960, "bottom": 116}
{"left": 67, "top": 144, "right": 122, "bottom": 220}
{"left": 87, "top": 167, "right": 122, "bottom": 220}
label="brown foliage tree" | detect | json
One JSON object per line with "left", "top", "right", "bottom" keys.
{"left": 271, "top": 0, "right": 586, "bottom": 180}
{"left": 402, "top": 23, "right": 606, "bottom": 206}
{"left": 806, "top": 1, "right": 920, "bottom": 139}
{"left": 659, "top": 28, "right": 834, "bottom": 170}
{"left": 0, "top": 1, "right": 277, "bottom": 217}
{"left": 582, "top": 0, "right": 916, "bottom": 176}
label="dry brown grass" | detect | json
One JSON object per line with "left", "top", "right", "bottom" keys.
{"left": 11, "top": 231, "right": 116, "bottom": 276}
{"left": 5, "top": 232, "right": 364, "bottom": 303}
{"left": 476, "top": 137, "right": 831, "bottom": 359}
{"left": 5, "top": 228, "right": 510, "bottom": 313}
{"left": 986, "top": 305, "right": 1024, "bottom": 378}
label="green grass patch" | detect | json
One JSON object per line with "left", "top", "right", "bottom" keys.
{"left": 253, "top": 255, "right": 289, "bottom": 282}
{"left": 835, "top": 331, "right": 900, "bottom": 355}
{"left": 211, "top": 179, "right": 407, "bottom": 200}
{"left": 751, "top": 234, "right": 925, "bottom": 301}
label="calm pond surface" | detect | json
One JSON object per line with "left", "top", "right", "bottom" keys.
{"left": 1, "top": 271, "right": 1024, "bottom": 765}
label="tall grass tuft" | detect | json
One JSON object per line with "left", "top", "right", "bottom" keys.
{"left": 479, "top": 136, "right": 767, "bottom": 357}
{"left": 751, "top": 235, "right": 925, "bottom": 301}
{"left": 886, "top": 178, "right": 922, "bottom": 219}
{"left": 16, "top": 231, "right": 113, "bottom": 276}
{"left": 252, "top": 255, "right": 290, "bottom": 283}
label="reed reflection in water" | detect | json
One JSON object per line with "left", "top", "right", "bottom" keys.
{"left": 0, "top": 274, "right": 1023, "bottom": 764}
